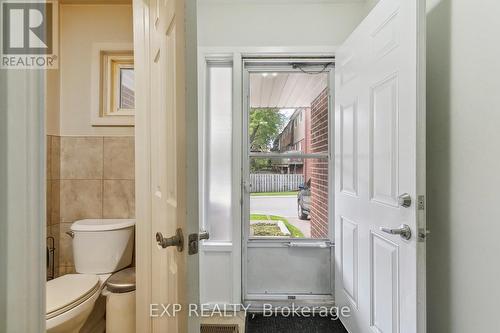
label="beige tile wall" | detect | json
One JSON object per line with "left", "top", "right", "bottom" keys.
{"left": 46, "top": 136, "right": 135, "bottom": 277}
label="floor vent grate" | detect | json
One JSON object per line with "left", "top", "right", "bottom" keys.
{"left": 200, "top": 324, "right": 239, "bottom": 333}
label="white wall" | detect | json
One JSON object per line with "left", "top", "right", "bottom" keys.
{"left": 59, "top": 4, "right": 134, "bottom": 136}
{"left": 197, "top": 1, "right": 369, "bottom": 47}
{"left": 426, "top": 0, "right": 500, "bottom": 332}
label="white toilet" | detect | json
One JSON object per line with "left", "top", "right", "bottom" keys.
{"left": 46, "top": 219, "right": 135, "bottom": 333}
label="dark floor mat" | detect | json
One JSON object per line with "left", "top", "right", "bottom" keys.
{"left": 245, "top": 313, "right": 348, "bottom": 333}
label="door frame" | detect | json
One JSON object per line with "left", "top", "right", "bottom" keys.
{"left": 0, "top": 68, "right": 46, "bottom": 333}
{"left": 132, "top": 0, "right": 152, "bottom": 330}
{"left": 241, "top": 58, "right": 336, "bottom": 305}
{"left": 198, "top": 35, "right": 426, "bottom": 325}
{"left": 197, "top": 46, "right": 338, "bottom": 308}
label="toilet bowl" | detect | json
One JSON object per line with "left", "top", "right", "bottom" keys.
{"left": 46, "top": 219, "right": 135, "bottom": 333}
{"left": 46, "top": 274, "right": 101, "bottom": 333}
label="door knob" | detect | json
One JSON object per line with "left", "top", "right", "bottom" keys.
{"left": 380, "top": 224, "right": 412, "bottom": 240}
{"left": 156, "top": 228, "right": 184, "bottom": 252}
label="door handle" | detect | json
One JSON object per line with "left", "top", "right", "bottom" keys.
{"left": 156, "top": 228, "right": 184, "bottom": 252}
{"left": 188, "top": 230, "right": 210, "bottom": 255}
{"left": 380, "top": 224, "right": 412, "bottom": 240}
{"left": 198, "top": 231, "right": 209, "bottom": 241}
{"left": 285, "top": 241, "right": 334, "bottom": 248}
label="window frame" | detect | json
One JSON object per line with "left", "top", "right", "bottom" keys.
{"left": 90, "top": 43, "right": 135, "bottom": 127}
{"left": 116, "top": 65, "right": 135, "bottom": 112}
{"left": 103, "top": 52, "right": 135, "bottom": 117}
{"left": 200, "top": 59, "right": 234, "bottom": 241}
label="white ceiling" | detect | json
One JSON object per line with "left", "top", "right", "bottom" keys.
{"left": 250, "top": 72, "right": 328, "bottom": 108}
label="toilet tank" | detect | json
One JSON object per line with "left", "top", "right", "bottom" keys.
{"left": 71, "top": 219, "right": 135, "bottom": 274}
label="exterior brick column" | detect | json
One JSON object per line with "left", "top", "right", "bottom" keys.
{"left": 309, "top": 88, "right": 329, "bottom": 238}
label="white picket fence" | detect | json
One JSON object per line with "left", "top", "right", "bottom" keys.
{"left": 250, "top": 173, "right": 304, "bottom": 193}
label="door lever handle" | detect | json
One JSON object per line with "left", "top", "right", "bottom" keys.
{"left": 187, "top": 230, "right": 210, "bottom": 255}
{"left": 156, "top": 228, "right": 184, "bottom": 252}
{"left": 198, "top": 231, "right": 209, "bottom": 240}
{"left": 380, "top": 224, "right": 412, "bottom": 240}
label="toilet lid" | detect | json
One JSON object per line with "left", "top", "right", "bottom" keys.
{"left": 46, "top": 274, "right": 100, "bottom": 318}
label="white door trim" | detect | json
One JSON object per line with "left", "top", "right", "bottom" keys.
{"left": 415, "top": 0, "right": 427, "bottom": 330}
{"left": 185, "top": 1, "right": 201, "bottom": 331}
{"left": 0, "top": 69, "right": 46, "bottom": 332}
{"left": 132, "top": 0, "right": 153, "bottom": 331}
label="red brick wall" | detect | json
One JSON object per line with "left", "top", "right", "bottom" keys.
{"left": 310, "top": 88, "right": 329, "bottom": 238}
{"left": 303, "top": 107, "right": 312, "bottom": 182}
{"left": 121, "top": 85, "right": 135, "bottom": 109}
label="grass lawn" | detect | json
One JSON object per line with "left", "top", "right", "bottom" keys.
{"left": 250, "top": 191, "right": 298, "bottom": 197}
{"left": 251, "top": 223, "right": 285, "bottom": 236}
{"left": 250, "top": 214, "right": 305, "bottom": 238}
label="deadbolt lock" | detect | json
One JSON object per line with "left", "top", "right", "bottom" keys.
{"left": 398, "top": 193, "right": 412, "bottom": 208}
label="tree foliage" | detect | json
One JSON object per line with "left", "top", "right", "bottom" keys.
{"left": 249, "top": 108, "right": 285, "bottom": 152}
{"left": 249, "top": 108, "right": 286, "bottom": 173}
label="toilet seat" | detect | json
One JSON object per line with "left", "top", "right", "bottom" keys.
{"left": 46, "top": 274, "right": 100, "bottom": 320}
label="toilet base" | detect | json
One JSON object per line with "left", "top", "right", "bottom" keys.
{"left": 80, "top": 294, "right": 107, "bottom": 333}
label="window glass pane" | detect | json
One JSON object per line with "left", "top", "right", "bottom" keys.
{"left": 205, "top": 64, "right": 233, "bottom": 241}
{"left": 248, "top": 157, "right": 329, "bottom": 239}
{"left": 248, "top": 72, "right": 329, "bottom": 154}
{"left": 120, "top": 68, "right": 135, "bottom": 109}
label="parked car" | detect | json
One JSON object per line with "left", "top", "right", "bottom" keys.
{"left": 297, "top": 179, "right": 311, "bottom": 220}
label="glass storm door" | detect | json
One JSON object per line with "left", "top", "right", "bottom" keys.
{"left": 242, "top": 60, "right": 335, "bottom": 306}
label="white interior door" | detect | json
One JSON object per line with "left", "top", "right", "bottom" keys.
{"left": 135, "top": 0, "right": 199, "bottom": 332}
{"left": 149, "top": 1, "right": 183, "bottom": 330}
{"left": 334, "top": 0, "right": 426, "bottom": 332}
